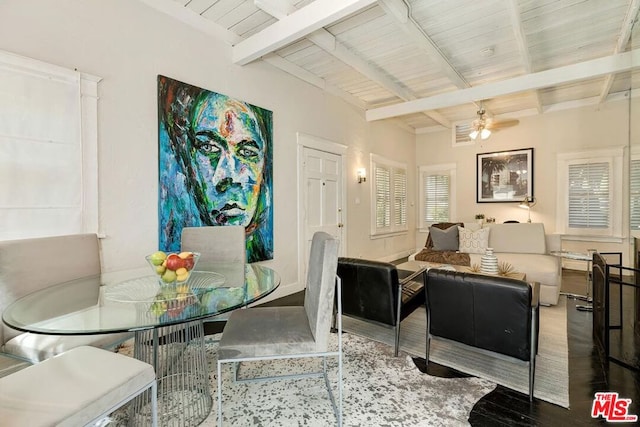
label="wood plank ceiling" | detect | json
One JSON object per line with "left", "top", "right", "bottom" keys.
{"left": 144, "top": 0, "right": 640, "bottom": 134}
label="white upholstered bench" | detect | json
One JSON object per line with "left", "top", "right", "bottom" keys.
{"left": 0, "top": 234, "right": 132, "bottom": 363}
{"left": 0, "top": 346, "right": 157, "bottom": 426}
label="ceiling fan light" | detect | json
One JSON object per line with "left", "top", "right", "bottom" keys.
{"left": 469, "top": 130, "right": 479, "bottom": 140}
{"left": 480, "top": 128, "right": 491, "bottom": 139}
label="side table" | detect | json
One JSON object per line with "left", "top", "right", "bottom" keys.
{"left": 551, "top": 250, "right": 596, "bottom": 311}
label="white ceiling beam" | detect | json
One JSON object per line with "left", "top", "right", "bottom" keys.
{"left": 506, "top": 0, "right": 542, "bottom": 114}
{"left": 596, "top": 0, "right": 640, "bottom": 107}
{"left": 262, "top": 53, "right": 325, "bottom": 89}
{"left": 378, "top": 0, "right": 469, "bottom": 90}
{"left": 377, "top": 0, "right": 407, "bottom": 23}
{"left": 232, "top": 0, "right": 377, "bottom": 65}
{"left": 262, "top": 53, "right": 367, "bottom": 110}
{"left": 254, "top": 0, "right": 450, "bottom": 128}
{"left": 366, "top": 49, "right": 640, "bottom": 121}
{"left": 414, "top": 91, "right": 634, "bottom": 134}
{"left": 254, "top": 0, "right": 293, "bottom": 19}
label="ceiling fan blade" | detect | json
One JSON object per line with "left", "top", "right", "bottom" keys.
{"left": 487, "top": 118, "right": 520, "bottom": 130}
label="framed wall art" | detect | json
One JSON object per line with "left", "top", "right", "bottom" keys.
{"left": 476, "top": 148, "right": 533, "bottom": 203}
{"left": 157, "top": 75, "right": 273, "bottom": 262}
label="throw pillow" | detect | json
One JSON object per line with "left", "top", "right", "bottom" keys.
{"left": 458, "top": 226, "right": 490, "bottom": 254}
{"left": 429, "top": 225, "right": 459, "bottom": 251}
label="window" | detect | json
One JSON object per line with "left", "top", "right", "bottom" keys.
{"left": 0, "top": 50, "right": 100, "bottom": 241}
{"left": 556, "top": 148, "right": 623, "bottom": 239}
{"left": 371, "top": 154, "right": 407, "bottom": 236}
{"left": 418, "top": 163, "right": 457, "bottom": 230}
{"left": 631, "top": 156, "right": 640, "bottom": 234}
{"left": 568, "top": 162, "right": 609, "bottom": 229}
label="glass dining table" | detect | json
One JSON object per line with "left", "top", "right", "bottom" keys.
{"left": 2, "top": 262, "right": 280, "bottom": 426}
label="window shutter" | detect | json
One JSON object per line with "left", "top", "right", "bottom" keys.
{"left": 393, "top": 168, "right": 407, "bottom": 226}
{"left": 568, "top": 162, "right": 609, "bottom": 229}
{"left": 425, "top": 174, "right": 450, "bottom": 222}
{"left": 375, "top": 165, "right": 390, "bottom": 228}
{"left": 631, "top": 159, "right": 640, "bottom": 231}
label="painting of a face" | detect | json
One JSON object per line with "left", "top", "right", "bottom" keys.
{"left": 191, "top": 95, "right": 265, "bottom": 227}
{"left": 158, "top": 76, "right": 273, "bottom": 262}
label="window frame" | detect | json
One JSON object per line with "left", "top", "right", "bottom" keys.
{"left": 555, "top": 147, "right": 624, "bottom": 240}
{"left": 370, "top": 154, "right": 408, "bottom": 237}
{"left": 418, "top": 163, "right": 457, "bottom": 232}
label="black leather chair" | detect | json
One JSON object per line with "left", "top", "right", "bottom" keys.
{"left": 337, "top": 258, "right": 425, "bottom": 356}
{"left": 425, "top": 269, "right": 540, "bottom": 401}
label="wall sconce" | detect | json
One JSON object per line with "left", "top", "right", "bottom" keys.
{"left": 519, "top": 195, "right": 537, "bottom": 223}
{"left": 357, "top": 168, "right": 367, "bottom": 184}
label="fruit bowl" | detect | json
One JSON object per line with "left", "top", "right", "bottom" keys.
{"left": 146, "top": 250, "right": 201, "bottom": 285}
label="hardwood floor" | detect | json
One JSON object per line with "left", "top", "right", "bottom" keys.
{"left": 206, "top": 269, "right": 640, "bottom": 426}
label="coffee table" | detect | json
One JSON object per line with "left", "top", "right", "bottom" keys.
{"left": 2, "top": 263, "right": 280, "bottom": 426}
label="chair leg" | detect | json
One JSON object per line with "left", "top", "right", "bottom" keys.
{"left": 394, "top": 324, "right": 400, "bottom": 357}
{"left": 217, "top": 361, "right": 223, "bottom": 427}
{"left": 424, "top": 310, "right": 431, "bottom": 368}
{"left": 394, "top": 284, "right": 403, "bottom": 357}
{"left": 147, "top": 380, "right": 157, "bottom": 427}
{"left": 529, "top": 359, "right": 535, "bottom": 402}
{"left": 529, "top": 307, "right": 537, "bottom": 402}
{"left": 338, "top": 347, "right": 343, "bottom": 426}
{"left": 425, "top": 334, "right": 430, "bottom": 365}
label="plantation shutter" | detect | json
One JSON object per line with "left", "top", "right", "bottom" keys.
{"left": 631, "top": 159, "right": 640, "bottom": 231}
{"left": 568, "top": 162, "right": 609, "bottom": 229}
{"left": 425, "top": 174, "right": 450, "bottom": 222}
{"left": 375, "top": 165, "right": 391, "bottom": 228}
{"left": 393, "top": 168, "right": 407, "bottom": 227}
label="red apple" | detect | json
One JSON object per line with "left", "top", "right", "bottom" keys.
{"left": 182, "top": 254, "right": 195, "bottom": 270}
{"left": 165, "top": 254, "right": 185, "bottom": 271}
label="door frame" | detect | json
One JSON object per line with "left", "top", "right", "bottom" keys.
{"left": 297, "top": 132, "right": 348, "bottom": 290}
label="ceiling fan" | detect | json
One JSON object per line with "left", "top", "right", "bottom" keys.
{"left": 469, "top": 104, "right": 520, "bottom": 140}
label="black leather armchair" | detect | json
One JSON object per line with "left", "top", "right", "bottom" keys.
{"left": 425, "top": 269, "right": 540, "bottom": 401}
{"left": 337, "top": 258, "right": 425, "bottom": 356}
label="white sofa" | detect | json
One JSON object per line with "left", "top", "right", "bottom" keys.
{"left": 0, "top": 234, "right": 131, "bottom": 364}
{"left": 410, "top": 223, "right": 562, "bottom": 305}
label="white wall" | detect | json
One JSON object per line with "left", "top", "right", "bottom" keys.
{"left": 0, "top": 0, "right": 416, "bottom": 299}
{"left": 415, "top": 99, "right": 632, "bottom": 266}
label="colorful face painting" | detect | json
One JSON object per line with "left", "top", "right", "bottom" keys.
{"left": 157, "top": 76, "right": 273, "bottom": 262}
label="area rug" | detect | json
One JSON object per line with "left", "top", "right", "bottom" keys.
{"left": 112, "top": 332, "right": 496, "bottom": 426}
{"left": 342, "top": 296, "right": 570, "bottom": 408}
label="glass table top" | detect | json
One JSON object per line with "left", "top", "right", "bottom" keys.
{"left": 2, "top": 263, "right": 280, "bottom": 335}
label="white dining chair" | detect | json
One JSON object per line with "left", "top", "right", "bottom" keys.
{"left": 216, "top": 231, "right": 342, "bottom": 426}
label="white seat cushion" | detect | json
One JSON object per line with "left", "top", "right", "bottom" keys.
{"left": 0, "top": 345, "right": 155, "bottom": 427}
{"left": 218, "top": 306, "right": 316, "bottom": 360}
{"left": 3, "top": 331, "right": 132, "bottom": 363}
{"left": 0, "top": 352, "right": 30, "bottom": 378}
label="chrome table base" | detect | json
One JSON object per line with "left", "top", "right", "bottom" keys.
{"left": 132, "top": 320, "right": 212, "bottom": 426}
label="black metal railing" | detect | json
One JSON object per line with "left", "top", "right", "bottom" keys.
{"left": 593, "top": 252, "right": 640, "bottom": 371}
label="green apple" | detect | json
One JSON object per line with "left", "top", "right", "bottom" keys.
{"left": 161, "top": 269, "right": 177, "bottom": 283}
{"left": 150, "top": 250, "right": 167, "bottom": 266}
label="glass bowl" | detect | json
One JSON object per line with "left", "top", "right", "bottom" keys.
{"left": 145, "top": 251, "right": 201, "bottom": 285}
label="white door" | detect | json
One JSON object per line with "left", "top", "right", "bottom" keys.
{"left": 301, "top": 146, "right": 344, "bottom": 283}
